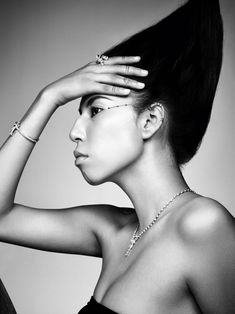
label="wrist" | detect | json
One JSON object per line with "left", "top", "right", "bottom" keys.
{"left": 39, "top": 85, "right": 62, "bottom": 109}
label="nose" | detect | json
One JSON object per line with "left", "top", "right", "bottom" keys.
{"left": 69, "top": 116, "right": 86, "bottom": 143}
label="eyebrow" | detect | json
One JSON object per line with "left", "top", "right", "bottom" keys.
{"left": 79, "top": 96, "right": 112, "bottom": 114}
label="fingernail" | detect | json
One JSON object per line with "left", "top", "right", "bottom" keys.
{"left": 134, "top": 56, "right": 141, "bottom": 60}
{"left": 142, "top": 70, "right": 148, "bottom": 75}
{"left": 138, "top": 82, "right": 145, "bottom": 88}
{"left": 123, "top": 89, "right": 131, "bottom": 94}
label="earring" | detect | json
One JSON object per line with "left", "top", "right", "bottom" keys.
{"left": 147, "top": 102, "right": 163, "bottom": 111}
{"left": 148, "top": 102, "right": 164, "bottom": 123}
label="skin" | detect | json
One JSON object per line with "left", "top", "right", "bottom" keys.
{"left": 0, "top": 56, "right": 234, "bottom": 314}
{"left": 72, "top": 92, "right": 187, "bottom": 230}
{"left": 71, "top": 90, "right": 235, "bottom": 314}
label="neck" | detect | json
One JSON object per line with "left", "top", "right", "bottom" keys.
{"left": 112, "top": 147, "right": 190, "bottom": 232}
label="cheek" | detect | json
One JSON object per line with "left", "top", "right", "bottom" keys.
{"left": 87, "top": 115, "right": 143, "bottom": 170}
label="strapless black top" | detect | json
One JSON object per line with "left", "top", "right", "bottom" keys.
{"left": 78, "top": 296, "right": 118, "bottom": 313}
{"left": 0, "top": 278, "right": 17, "bottom": 314}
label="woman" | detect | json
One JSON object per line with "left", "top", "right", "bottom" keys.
{"left": 0, "top": 0, "right": 234, "bottom": 313}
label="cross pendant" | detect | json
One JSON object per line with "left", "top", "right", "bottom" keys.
{"left": 129, "top": 238, "right": 136, "bottom": 250}
{"left": 125, "top": 238, "right": 137, "bottom": 257}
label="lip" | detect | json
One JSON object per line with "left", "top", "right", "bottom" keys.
{"left": 73, "top": 151, "right": 88, "bottom": 158}
{"left": 75, "top": 155, "right": 88, "bottom": 166}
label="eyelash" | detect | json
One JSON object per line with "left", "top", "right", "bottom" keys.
{"left": 89, "top": 106, "right": 104, "bottom": 118}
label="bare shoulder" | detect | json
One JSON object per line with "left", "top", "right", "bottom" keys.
{"left": 175, "top": 196, "right": 235, "bottom": 244}
{"left": 92, "top": 204, "right": 135, "bottom": 236}
{"left": 173, "top": 198, "right": 235, "bottom": 313}
{"left": 92, "top": 204, "right": 136, "bottom": 255}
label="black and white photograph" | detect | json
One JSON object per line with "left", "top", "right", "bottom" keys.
{"left": 0, "top": 0, "right": 235, "bottom": 313}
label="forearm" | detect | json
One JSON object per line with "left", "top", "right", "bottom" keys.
{"left": 0, "top": 57, "right": 146, "bottom": 214}
{"left": 0, "top": 89, "right": 58, "bottom": 213}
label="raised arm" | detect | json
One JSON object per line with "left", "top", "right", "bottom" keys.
{"left": 0, "top": 56, "right": 147, "bottom": 256}
{"left": 0, "top": 90, "right": 57, "bottom": 213}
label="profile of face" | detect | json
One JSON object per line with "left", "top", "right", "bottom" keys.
{"left": 69, "top": 94, "right": 144, "bottom": 185}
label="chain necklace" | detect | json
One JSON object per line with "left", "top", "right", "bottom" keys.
{"left": 124, "top": 188, "right": 194, "bottom": 257}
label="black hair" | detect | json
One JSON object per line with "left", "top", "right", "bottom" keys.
{"left": 102, "top": 0, "right": 223, "bottom": 165}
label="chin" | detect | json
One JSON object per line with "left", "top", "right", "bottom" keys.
{"left": 79, "top": 157, "right": 139, "bottom": 186}
{"left": 79, "top": 167, "right": 111, "bottom": 186}
{"left": 77, "top": 143, "right": 143, "bottom": 185}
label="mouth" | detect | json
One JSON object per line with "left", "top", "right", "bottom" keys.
{"left": 75, "top": 155, "right": 88, "bottom": 166}
{"left": 73, "top": 150, "right": 88, "bottom": 158}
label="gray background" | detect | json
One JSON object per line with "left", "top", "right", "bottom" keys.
{"left": 0, "top": 0, "right": 234, "bottom": 313}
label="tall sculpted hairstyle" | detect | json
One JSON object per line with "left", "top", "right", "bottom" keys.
{"left": 103, "top": 0, "right": 223, "bottom": 165}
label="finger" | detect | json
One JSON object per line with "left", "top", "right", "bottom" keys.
{"left": 95, "top": 74, "right": 145, "bottom": 90}
{"left": 95, "top": 65, "right": 148, "bottom": 77}
{"left": 104, "top": 56, "right": 141, "bottom": 65}
{"left": 94, "top": 83, "right": 131, "bottom": 96}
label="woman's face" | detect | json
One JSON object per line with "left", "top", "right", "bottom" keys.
{"left": 69, "top": 94, "right": 144, "bottom": 185}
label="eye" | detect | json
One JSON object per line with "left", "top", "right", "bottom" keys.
{"left": 90, "top": 106, "right": 104, "bottom": 118}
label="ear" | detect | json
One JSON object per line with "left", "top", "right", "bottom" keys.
{"left": 138, "top": 102, "right": 165, "bottom": 140}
